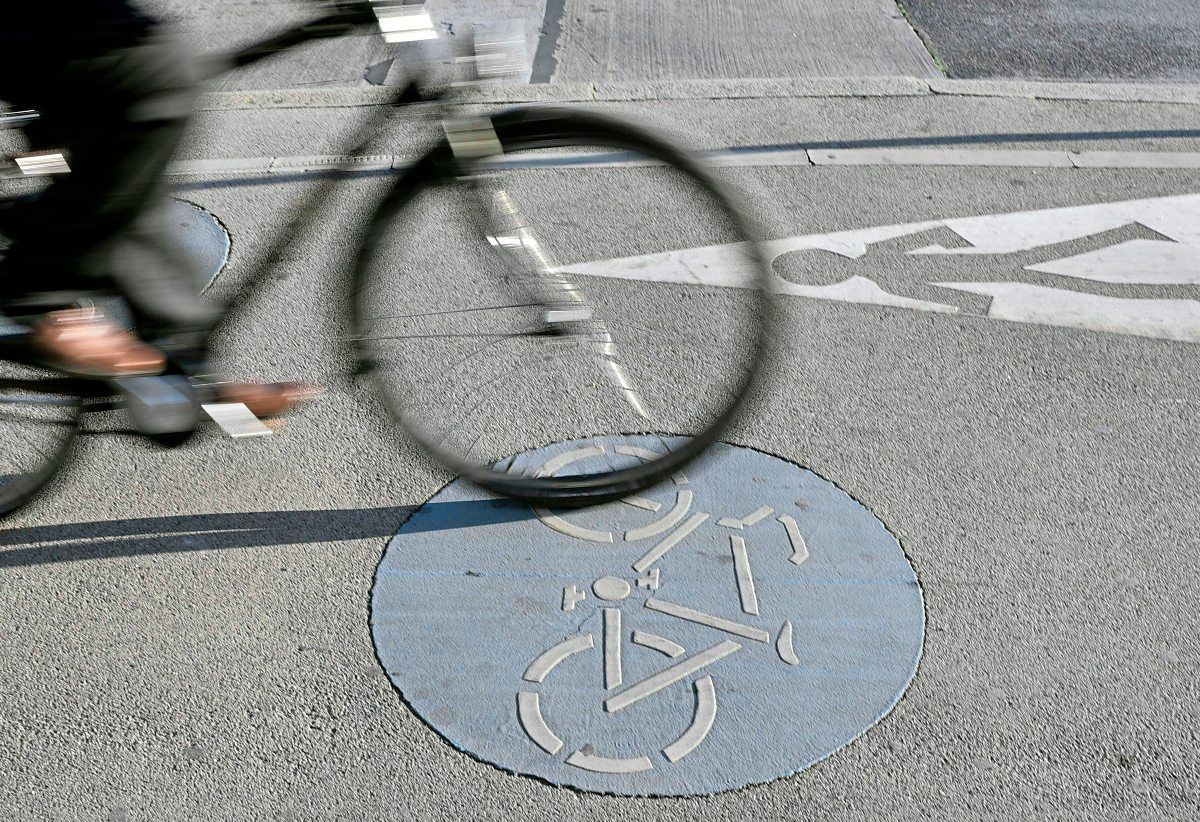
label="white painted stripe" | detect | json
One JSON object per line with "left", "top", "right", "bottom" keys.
{"left": 603, "top": 608, "right": 622, "bottom": 690}
{"left": 730, "top": 535, "right": 759, "bottom": 616}
{"left": 620, "top": 495, "right": 662, "bottom": 513}
{"left": 605, "top": 639, "right": 740, "bottom": 713}
{"left": 776, "top": 621, "right": 801, "bottom": 666}
{"left": 631, "top": 630, "right": 685, "bottom": 658}
{"left": 565, "top": 749, "right": 654, "bottom": 773}
{"left": 779, "top": 515, "right": 810, "bottom": 565}
{"left": 663, "top": 676, "right": 718, "bottom": 762}
{"left": 632, "top": 512, "right": 710, "bottom": 573}
{"left": 809, "top": 148, "right": 1074, "bottom": 167}
{"left": 644, "top": 598, "right": 771, "bottom": 643}
{"left": 522, "top": 633, "right": 594, "bottom": 683}
{"left": 517, "top": 692, "right": 563, "bottom": 755}
{"left": 740, "top": 505, "right": 774, "bottom": 527}
{"left": 536, "top": 445, "right": 605, "bottom": 477}
{"left": 625, "top": 490, "right": 693, "bottom": 541}
{"left": 1069, "top": 151, "right": 1200, "bottom": 169}
{"left": 532, "top": 508, "right": 613, "bottom": 543}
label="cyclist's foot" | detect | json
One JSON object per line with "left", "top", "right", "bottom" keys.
{"left": 216, "top": 381, "right": 323, "bottom": 419}
{"left": 31, "top": 307, "right": 167, "bottom": 378}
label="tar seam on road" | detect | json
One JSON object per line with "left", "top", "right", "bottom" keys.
{"left": 530, "top": 0, "right": 567, "bottom": 84}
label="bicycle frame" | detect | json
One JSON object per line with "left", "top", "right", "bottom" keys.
{"left": 0, "top": 2, "right": 458, "bottom": 405}
{"left": 2, "top": 1, "right": 527, "bottom": 360}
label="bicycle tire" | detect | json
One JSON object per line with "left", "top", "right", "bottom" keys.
{"left": 0, "top": 357, "right": 82, "bottom": 518}
{"left": 351, "top": 107, "right": 776, "bottom": 506}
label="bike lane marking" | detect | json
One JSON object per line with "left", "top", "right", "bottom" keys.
{"left": 558, "top": 192, "right": 1200, "bottom": 347}
{"left": 371, "top": 435, "right": 924, "bottom": 795}
{"left": 604, "top": 640, "right": 741, "bottom": 714}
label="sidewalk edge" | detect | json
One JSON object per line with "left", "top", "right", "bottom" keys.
{"left": 195, "top": 77, "right": 1200, "bottom": 111}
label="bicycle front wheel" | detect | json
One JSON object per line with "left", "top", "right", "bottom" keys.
{"left": 352, "top": 108, "right": 775, "bottom": 505}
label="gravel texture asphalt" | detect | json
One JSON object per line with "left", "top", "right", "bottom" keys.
{"left": 901, "top": 0, "right": 1200, "bottom": 82}
{"left": 3, "top": 82, "right": 1200, "bottom": 818}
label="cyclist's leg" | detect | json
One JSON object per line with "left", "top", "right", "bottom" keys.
{"left": 1, "top": 26, "right": 220, "bottom": 368}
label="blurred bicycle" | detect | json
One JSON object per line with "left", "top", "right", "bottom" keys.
{"left": 0, "top": 1, "right": 777, "bottom": 515}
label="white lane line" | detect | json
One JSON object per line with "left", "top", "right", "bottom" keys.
{"left": 644, "top": 598, "right": 771, "bottom": 643}
{"left": 730, "top": 535, "right": 760, "bottom": 615}
{"left": 632, "top": 512, "right": 709, "bottom": 573}
{"left": 810, "top": 147, "right": 1074, "bottom": 167}
{"left": 605, "top": 640, "right": 740, "bottom": 713}
{"left": 1070, "top": 151, "right": 1200, "bottom": 169}
{"left": 156, "top": 149, "right": 1200, "bottom": 179}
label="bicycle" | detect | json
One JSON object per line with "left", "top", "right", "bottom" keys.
{"left": 0, "top": 0, "right": 776, "bottom": 515}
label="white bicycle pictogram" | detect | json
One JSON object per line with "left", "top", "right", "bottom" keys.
{"left": 516, "top": 444, "right": 812, "bottom": 773}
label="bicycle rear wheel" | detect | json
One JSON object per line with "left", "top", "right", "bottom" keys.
{"left": 0, "top": 356, "right": 81, "bottom": 517}
{"left": 352, "top": 107, "right": 775, "bottom": 506}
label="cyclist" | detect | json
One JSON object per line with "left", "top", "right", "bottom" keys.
{"left": 0, "top": 1, "right": 314, "bottom": 417}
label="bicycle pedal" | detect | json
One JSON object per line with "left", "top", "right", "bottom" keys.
{"left": 114, "top": 375, "right": 201, "bottom": 436}
{"left": 201, "top": 402, "right": 272, "bottom": 439}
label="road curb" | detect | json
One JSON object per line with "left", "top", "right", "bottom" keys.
{"left": 195, "top": 76, "right": 1200, "bottom": 111}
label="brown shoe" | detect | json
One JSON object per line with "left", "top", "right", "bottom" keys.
{"left": 216, "top": 381, "right": 323, "bottom": 419}
{"left": 32, "top": 307, "right": 166, "bottom": 378}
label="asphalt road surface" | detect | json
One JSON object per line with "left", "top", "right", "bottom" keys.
{"left": 902, "top": 0, "right": 1200, "bottom": 82}
{"left": 4, "top": 2, "right": 1200, "bottom": 819}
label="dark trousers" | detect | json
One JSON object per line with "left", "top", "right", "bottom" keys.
{"left": 0, "top": 27, "right": 220, "bottom": 364}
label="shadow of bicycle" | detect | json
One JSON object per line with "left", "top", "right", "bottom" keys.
{"left": 0, "top": 498, "right": 536, "bottom": 568}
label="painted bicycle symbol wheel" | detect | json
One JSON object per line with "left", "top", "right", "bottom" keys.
{"left": 372, "top": 435, "right": 924, "bottom": 796}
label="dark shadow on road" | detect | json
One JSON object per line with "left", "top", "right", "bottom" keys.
{"left": 718, "top": 127, "right": 1200, "bottom": 154}
{"left": 0, "top": 499, "right": 536, "bottom": 568}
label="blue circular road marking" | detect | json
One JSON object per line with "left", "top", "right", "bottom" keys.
{"left": 169, "top": 198, "right": 229, "bottom": 292}
{"left": 372, "top": 436, "right": 924, "bottom": 796}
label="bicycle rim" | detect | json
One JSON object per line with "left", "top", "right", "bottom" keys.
{"left": 353, "top": 108, "right": 776, "bottom": 505}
